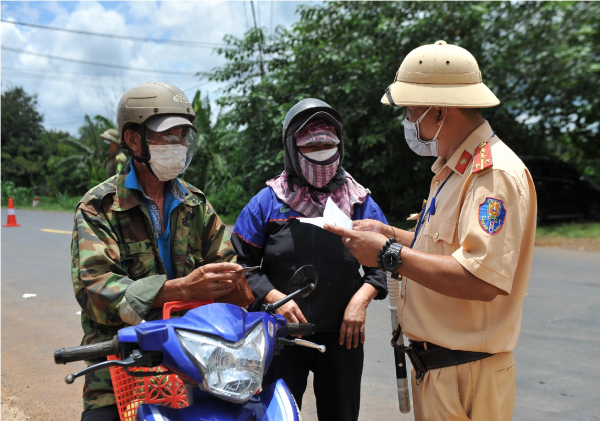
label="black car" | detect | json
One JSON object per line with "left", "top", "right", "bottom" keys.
{"left": 521, "top": 157, "right": 600, "bottom": 224}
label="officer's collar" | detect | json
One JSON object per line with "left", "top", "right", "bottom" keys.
{"left": 432, "top": 121, "right": 494, "bottom": 176}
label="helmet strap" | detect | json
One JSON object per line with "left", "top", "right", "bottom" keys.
{"left": 130, "top": 125, "right": 157, "bottom": 178}
{"left": 385, "top": 86, "right": 400, "bottom": 108}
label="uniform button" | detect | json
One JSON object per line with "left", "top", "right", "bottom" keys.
{"left": 400, "top": 292, "right": 405, "bottom": 299}
{"left": 434, "top": 232, "right": 439, "bottom": 239}
{"left": 434, "top": 180, "right": 440, "bottom": 187}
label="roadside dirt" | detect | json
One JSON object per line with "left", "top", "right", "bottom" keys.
{"left": 535, "top": 237, "right": 600, "bottom": 252}
{"left": 1, "top": 389, "right": 30, "bottom": 421}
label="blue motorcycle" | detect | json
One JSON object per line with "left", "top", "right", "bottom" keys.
{"left": 55, "top": 266, "right": 324, "bottom": 421}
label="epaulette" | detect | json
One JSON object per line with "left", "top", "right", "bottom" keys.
{"left": 472, "top": 141, "right": 493, "bottom": 174}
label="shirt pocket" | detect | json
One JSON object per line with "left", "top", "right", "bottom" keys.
{"left": 184, "top": 249, "right": 204, "bottom": 274}
{"left": 422, "top": 215, "right": 457, "bottom": 255}
{"left": 121, "top": 240, "right": 156, "bottom": 279}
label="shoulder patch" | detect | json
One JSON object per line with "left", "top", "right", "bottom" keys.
{"left": 478, "top": 197, "right": 506, "bottom": 235}
{"left": 455, "top": 150, "right": 473, "bottom": 175}
{"left": 473, "top": 141, "right": 493, "bottom": 174}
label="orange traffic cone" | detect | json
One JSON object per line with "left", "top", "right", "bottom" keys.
{"left": 3, "top": 198, "right": 21, "bottom": 227}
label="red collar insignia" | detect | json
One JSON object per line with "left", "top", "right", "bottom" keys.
{"left": 472, "top": 141, "right": 493, "bottom": 174}
{"left": 455, "top": 150, "right": 473, "bottom": 175}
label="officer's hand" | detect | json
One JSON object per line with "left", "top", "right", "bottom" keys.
{"left": 264, "top": 289, "right": 308, "bottom": 337}
{"left": 340, "top": 292, "right": 369, "bottom": 349}
{"left": 323, "top": 225, "right": 387, "bottom": 268}
{"left": 352, "top": 219, "right": 391, "bottom": 236}
{"left": 184, "top": 262, "right": 243, "bottom": 300}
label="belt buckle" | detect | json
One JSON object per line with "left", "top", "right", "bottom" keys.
{"left": 391, "top": 330, "right": 427, "bottom": 380}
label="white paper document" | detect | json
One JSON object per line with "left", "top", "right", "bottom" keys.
{"left": 298, "top": 198, "right": 353, "bottom": 230}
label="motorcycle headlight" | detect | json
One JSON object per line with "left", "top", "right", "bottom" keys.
{"left": 176, "top": 322, "right": 267, "bottom": 403}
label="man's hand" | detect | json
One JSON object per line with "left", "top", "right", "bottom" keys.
{"left": 183, "top": 262, "right": 244, "bottom": 300}
{"left": 153, "top": 262, "right": 244, "bottom": 308}
{"left": 353, "top": 219, "right": 391, "bottom": 236}
{"left": 264, "top": 289, "right": 308, "bottom": 337}
{"left": 340, "top": 284, "right": 378, "bottom": 349}
{"left": 323, "top": 224, "right": 387, "bottom": 268}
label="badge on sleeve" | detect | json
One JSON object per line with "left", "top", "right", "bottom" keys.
{"left": 479, "top": 197, "right": 506, "bottom": 235}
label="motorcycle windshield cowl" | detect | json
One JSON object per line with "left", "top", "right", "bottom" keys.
{"left": 177, "top": 322, "right": 267, "bottom": 403}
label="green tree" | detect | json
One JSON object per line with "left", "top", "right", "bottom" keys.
{"left": 185, "top": 91, "right": 230, "bottom": 191}
{"left": 1, "top": 86, "right": 47, "bottom": 188}
{"left": 209, "top": 1, "right": 600, "bottom": 222}
{"left": 54, "top": 115, "right": 118, "bottom": 192}
{"left": 183, "top": 90, "right": 247, "bottom": 217}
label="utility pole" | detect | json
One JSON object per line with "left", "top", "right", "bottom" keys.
{"left": 270, "top": 1, "right": 273, "bottom": 35}
{"left": 249, "top": 0, "right": 265, "bottom": 80}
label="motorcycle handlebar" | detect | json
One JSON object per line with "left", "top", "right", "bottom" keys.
{"left": 286, "top": 323, "right": 316, "bottom": 336}
{"left": 54, "top": 336, "right": 118, "bottom": 364}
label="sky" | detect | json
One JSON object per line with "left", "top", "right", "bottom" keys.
{"left": 1, "top": 1, "right": 310, "bottom": 134}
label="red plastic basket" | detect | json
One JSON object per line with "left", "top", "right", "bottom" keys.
{"left": 109, "top": 299, "right": 213, "bottom": 421}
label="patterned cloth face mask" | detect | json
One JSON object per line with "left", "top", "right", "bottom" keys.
{"left": 404, "top": 107, "right": 444, "bottom": 157}
{"left": 298, "top": 149, "right": 340, "bottom": 189}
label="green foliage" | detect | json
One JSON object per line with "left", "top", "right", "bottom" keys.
{"left": 54, "top": 114, "right": 119, "bottom": 191}
{"left": 1, "top": 85, "right": 123, "bottom": 201}
{"left": 1, "top": 180, "right": 35, "bottom": 207}
{"left": 183, "top": 91, "right": 232, "bottom": 191}
{"left": 2, "top": 86, "right": 51, "bottom": 189}
{"left": 0, "top": 180, "right": 79, "bottom": 211}
{"left": 536, "top": 222, "right": 600, "bottom": 239}
{"left": 209, "top": 1, "right": 600, "bottom": 221}
{"left": 182, "top": 90, "right": 248, "bottom": 219}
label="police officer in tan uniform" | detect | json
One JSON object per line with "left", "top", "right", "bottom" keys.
{"left": 324, "top": 41, "right": 537, "bottom": 421}
{"left": 101, "top": 128, "right": 128, "bottom": 178}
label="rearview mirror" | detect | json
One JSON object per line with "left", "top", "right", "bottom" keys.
{"left": 288, "top": 265, "right": 319, "bottom": 298}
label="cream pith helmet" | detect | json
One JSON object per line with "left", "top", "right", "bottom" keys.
{"left": 100, "top": 129, "right": 119, "bottom": 144}
{"left": 381, "top": 40, "right": 500, "bottom": 108}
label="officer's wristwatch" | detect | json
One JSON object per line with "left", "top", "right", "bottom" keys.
{"left": 377, "top": 238, "right": 403, "bottom": 273}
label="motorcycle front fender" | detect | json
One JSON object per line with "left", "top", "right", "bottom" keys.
{"left": 136, "top": 379, "right": 301, "bottom": 421}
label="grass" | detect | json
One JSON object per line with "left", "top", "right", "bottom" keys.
{"left": 5, "top": 194, "right": 241, "bottom": 222}
{"left": 536, "top": 222, "right": 600, "bottom": 239}
{"left": 3, "top": 194, "right": 80, "bottom": 212}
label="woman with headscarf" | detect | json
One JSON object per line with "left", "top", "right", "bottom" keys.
{"left": 232, "top": 99, "right": 388, "bottom": 421}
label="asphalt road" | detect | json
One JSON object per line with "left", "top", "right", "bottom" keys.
{"left": 2, "top": 209, "right": 599, "bottom": 420}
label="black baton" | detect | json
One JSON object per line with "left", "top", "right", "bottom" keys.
{"left": 387, "top": 273, "right": 411, "bottom": 414}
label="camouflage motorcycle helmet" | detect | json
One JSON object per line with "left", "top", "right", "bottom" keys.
{"left": 117, "top": 82, "right": 197, "bottom": 176}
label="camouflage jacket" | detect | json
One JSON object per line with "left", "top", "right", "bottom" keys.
{"left": 71, "top": 164, "right": 235, "bottom": 410}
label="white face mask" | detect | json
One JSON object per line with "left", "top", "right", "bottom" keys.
{"left": 403, "top": 107, "right": 444, "bottom": 157}
{"left": 148, "top": 144, "right": 188, "bottom": 181}
{"left": 302, "top": 147, "right": 338, "bottom": 161}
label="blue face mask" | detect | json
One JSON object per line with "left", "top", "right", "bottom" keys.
{"left": 403, "top": 107, "right": 444, "bottom": 157}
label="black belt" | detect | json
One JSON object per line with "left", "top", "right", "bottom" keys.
{"left": 391, "top": 329, "right": 493, "bottom": 380}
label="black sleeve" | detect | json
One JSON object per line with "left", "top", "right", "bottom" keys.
{"left": 361, "top": 266, "right": 388, "bottom": 300}
{"left": 231, "top": 234, "right": 276, "bottom": 311}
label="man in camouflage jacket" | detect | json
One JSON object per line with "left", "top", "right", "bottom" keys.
{"left": 72, "top": 82, "right": 245, "bottom": 420}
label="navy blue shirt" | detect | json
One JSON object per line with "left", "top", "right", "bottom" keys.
{"left": 232, "top": 187, "right": 389, "bottom": 332}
